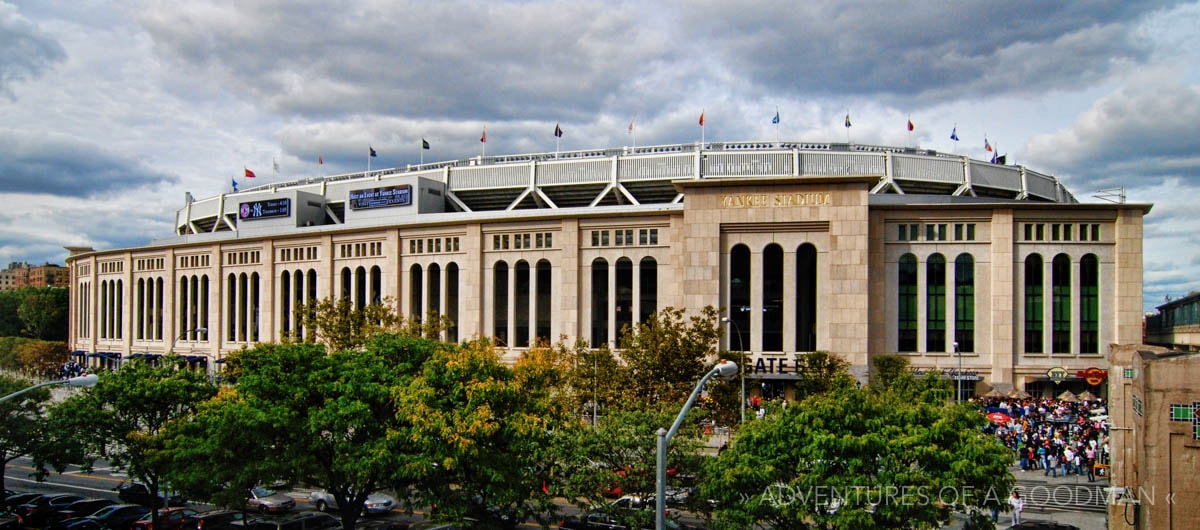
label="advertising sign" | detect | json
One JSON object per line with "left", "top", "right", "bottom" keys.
{"left": 238, "top": 198, "right": 291, "bottom": 221}
{"left": 349, "top": 185, "right": 412, "bottom": 210}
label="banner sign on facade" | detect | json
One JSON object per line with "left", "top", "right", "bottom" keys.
{"left": 349, "top": 185, "right": 412, "bottom": 210}
{"left": 239, "top": 198, "right": 291, "bottom": 221}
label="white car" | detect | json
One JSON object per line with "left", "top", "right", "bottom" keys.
{"left": 307, "top": 491, "right": 396, "bottom": 516}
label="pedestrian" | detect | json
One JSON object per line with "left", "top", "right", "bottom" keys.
{"left": 1008, "top": 491, "right": 1025, "bottom": 526}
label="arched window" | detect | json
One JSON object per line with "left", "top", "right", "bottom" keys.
{"left": 446, "top": 263, "right": 460, "bottom": 343}
{"left": 341, "top": 267, "right": 352, "bottom": 300}
{"left": 638, "top": 257, "right": 657, "bottom": 323}
{"left": 428, "top": 263, "right": 442, "bottom": 323}
{"left": 515, "top": 261, "right": 530, "bottom": 347}
{"left": 615, "top": 258, "right": 633, "bottom": 343}
{"left": 410, "top": 264, "right": 424, "bottom": 324}
{"left": 536, "top": 260, "right": 552, "bottom": 344}
{"left": 279, "top": 272, "right": 291, "bottom": 336}
{"left": 226, "top": 273, "right": 237, "bottom": 341}
{"left": 729, "top": 244, "right": 751, "bottom": 352}
{"left": 493, "top": 261, "right": 508, "bottom": 346}
{"left": 155, "top": 277, "right": 164, "bottom": 340}
{"left": 355, "top": 266, "right": 367, "bottom": 310}
{"left": 796, "top": 244, "right": 818, "bottom": 352}
{"left": 591, "top": 258, "right": 608, "bottom": 348}
{"left": 954, "top": 254, "right": 975, "bottom": 352}
{"left": 1080, "top": 254, "right": 1099, "bottom": 354}
{"left": 1024, "top": 254, "right": 1044, "bottom": 354}
{"left": 926, "top": 254, "right": 947, "bottom": 352}
{"left": 1052, "top": 254, "right": 1071, "bottom": 353}
{"left": 898, "top": 254, "right": 918, "bottom": 352}
{"left": 370, "top": 266, "right": 382, "bottom": 305}
{"left": 762, "top": 244, "right": 784, "bottom": 352}
{"left": 249, "top": 272, "right": 260, "bottom": 342}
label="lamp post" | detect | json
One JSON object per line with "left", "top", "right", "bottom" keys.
{"left": 656, "top": 360, "right": 738, "bottom": 530}
{"left": 0, "top": 374, "right": 98, "bottom": 404}
{"left": 170, "top": 327, "right": 208, "bottom": 354}
{"left": 720, "top": 317, "right": 745, "bottom": 424}
{"left": 954, "top": 341, "right": 961, "bottom": 403}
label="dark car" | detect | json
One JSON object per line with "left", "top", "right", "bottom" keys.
{"left": 15, "top": 493, "right": 86, "bottom": 528}
{"left": 117, "top": 484, "right": 187, "bottom": 509}
{"left": 353, "top": 520, "right": 408, "bottom": 530}
{"left": 3, "top": 494, "right": 43, "bottom": 514}
{"left": 181, "top": 510, "right": 242, "bottom": 530}
{"left": 84, "top": 504, "right": 152, "bottom": 530}
{"left": 130, "top": 507, "right": 200, "bottom": 530}
{"left": 242, "top": 512, "right": 338, "bottom": 530}
{"left": 559, "top": 510, "right": 679, "bottom": 530}
{"left": 1009, "top": 522, "right": 1081, "bottom": 530}
{"left": 49, "top": 519, "right": 106, "bottom": 530}
{"left": 46, "top": 499, "right": 119, "bottom": 527}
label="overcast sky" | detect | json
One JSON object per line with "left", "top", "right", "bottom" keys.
{"left": 2, "top": 0, "right": 1199, "bottom": 312}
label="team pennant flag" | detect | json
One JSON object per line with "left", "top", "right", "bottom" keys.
{"left": 985, "top": 137, "right": 993, "bottom": 152}
{"left": 369, "top": 146, "right": 377, "bottom": 157}
{"left": 480, "top": 129, "right": 487, "bottom": 143}
{"left": 950, "top": 126, "right": 959, "bottom": 142}
{"left": 244, "top": 167, "right": 256, "bottom": 178}
{"left": 318, "top": 155, "right": 323, "bottom": 165}
{"left": 231, "top": 178, "right": 239, "bottom": 191}
{"left": 699, "top": 111, "right": 705, "bottom": 126}
{"left": 907, "top": 118, "right": 914, "bottom": 132}
{"left": 844, "top": 114, "right": 852, "bottom": 128}
{"left": 554, "top": 123, "right": 563, "bottom": 138}
{"left": 422, "top": 138, "right": 430, "bottom": 150}
{"left": 772, "top": 110, "right": 780, "bottom": 125}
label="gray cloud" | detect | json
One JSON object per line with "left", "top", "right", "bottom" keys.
{"left": 0, "top": 1, "right": 65, "bottom": 97}
{"left": 0, "top": 129, "right": 180, "bottom": 196}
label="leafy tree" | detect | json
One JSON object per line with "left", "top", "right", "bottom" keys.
{"left": 168, "top": 335, "right": 439, "bottom": 530}
{"left": 18, "top": 287, "right": 68, "bottom": 341}
{"left": 869, "top": 354, "right": 911, "bottom": 392}
{"left": 15, "top": 339, "right": 68, "bottom": 378}
{"left": 791, "top": 350, "right": 854, "bottom": 402}
{"left": 37, "top": 358, "right": 216, "bottom": 529}
{"left": 617, "top": 306, "right": 723, "bottom": 404}
{"left": 400, "top": 339, "right": 566, "bottom": 529}
{"left": 560, "top": 339, "right": 632, "bottom": 425}
{"left": 0, "top": 374, "right": 52, "bottom": 498}
{"left": 0, "top": 290, "right": 24, "bottom": 337}
{"left": 702, "top": 378, "right": 1014, "bottom": 530}
{"left": 0, "top": 337, "right": 34, "bottom": 371}
{"left": 291, "top": 296, "right": 403, "bottom": 351}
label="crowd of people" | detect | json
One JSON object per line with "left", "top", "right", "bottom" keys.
{"left": 978, "top": 395, "right": 1110, "bottom": 482}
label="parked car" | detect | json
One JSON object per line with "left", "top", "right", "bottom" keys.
{"left": 80, "top": 504, "right": 152, "bottom": 530}
{"left": 2, "top": 494, "right": 42, "bottom": 514}
{"left": 48, "top": 519, "right": 106, "bottom": 530}
{"left": 307, "top": 491, "right": 396, "bottom": 516}
{"left": 130, "top": 507, "right": 200, "bottom": 530}
{"left": 14, "top": 494, "right": 85, "bottom": 528}
{"left": 353, "top": 520, "right": 408, "bottom": 530}
{"left": 242, "top": 512, "right": 338, "bottom": 530}
{"left": 1010, "top": 523, "right": 1081, "bottom": 530}
{"left": 116, "top": 484, "right": 187, "bottom": 509}
{"left": 43, "top": 499, "right": 118, "bottom": 527}
{"left": 246, "top": 488, "right": 295, "bottom": 515}
{"left": 180, "top": 510, "right": 242, "bottom": 530}
{"left": 559, "top": 510, "right": 679, "bottom": 530}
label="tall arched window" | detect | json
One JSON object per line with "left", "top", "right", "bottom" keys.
{"left": 494, "top": 261, "right": 508, "bottom": 346}
{"left": 370, "top": 266, "right": 382, "bottom": 305}
{"left": 796, "top": 243, "right": 818, "bottom": 352}
{"left": 762, "top": 244, "right": 784, "bottom": 352}
{"left": 428, "top": 263, "right": 442, "bottom": 322}
{"left": 1024, "top": 254, "right": 1044, "bottom": 353}
{"left": 515, "top": 261, "right": 530, "bottom": 347}
{"left": 954, "top": 254, "right": 975, "bottom": 352}
{"left": 638, "top": 257, "right": 657, "bottom": 323}
{"left": 446, "top": 263, "right": 460, "bottom": 343}
{"left": 355, "top": 266, "right": 367, "bottom": 310}
{"left": 1080, "top": 254, "right": 1099, "bottom": 354}
{"left": 410, "top": 264, "right": 424, "bottom": 324}
{"left": 729, "top": 244, "right": 751, "bottom": 352}
{"left": 615, "top": 258, "right": 633, "bottom": 342}
{"left": 898, "top": 254, "right": 918, "bottom": 351}
{"left": 926, "top": 254, "right": 947, "bottom": 352}
{"left": 340, "top": 267, "right": 352, "bottom": 299}
{"left": 536, "top": 260, "right": 552, "bottom": 344}
{"left": 591, "top": 258, "right": 608, "bottom": 348}
{"left": 226, "top": 273, "right": 238, "bottom": 341}
{"left": 279, "top": 272, "right": 291, "bottom": 336}
{"left": 1052, "top": 254, "right": 1071, "bottom": 353}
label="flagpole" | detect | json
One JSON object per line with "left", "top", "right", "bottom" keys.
{"left": 774, "top": 107, "right": 780, "bottom": 147}
{"left": 630, "top": 115, "right": 637, "bottom": 150}
{"left": 367, "top": 146, "right": 371, "bottom": 175}
{"left": 420, "top": 141, "right": 424, "bottom": 165}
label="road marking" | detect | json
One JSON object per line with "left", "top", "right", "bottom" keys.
{"left": 4, "top": 475, "right": 117, "bottom": 495}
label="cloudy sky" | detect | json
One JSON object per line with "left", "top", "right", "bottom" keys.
{"left": 2, "top": 0, "right": 1199, "bottom": 312}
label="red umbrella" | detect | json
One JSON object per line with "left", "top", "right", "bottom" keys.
{"left": 986, "top": 412, "right": 1013, "bottom": 424}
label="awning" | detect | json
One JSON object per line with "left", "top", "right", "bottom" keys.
{"left": 87, "top": 352, "right": 120, "bottom": 359}
{"left": 182, "top": 355, "right": 208, "bottom": 364}
{"left": 70, "top": 350, "right": 88, "bottom": 357}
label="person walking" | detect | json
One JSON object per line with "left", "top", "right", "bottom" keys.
{"left": 1008, "top": 490, "right": 1025, "bottom": 526}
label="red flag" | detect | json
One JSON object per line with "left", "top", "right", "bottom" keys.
{"left": 628, "top": 118, "right": 635, "bottom": 133}
{"left": 318, "top": 155, "right": 323, "bottom": 165}
{"left": 480, "top": 129, "right": 487, "bottom": 143}
{"left": 244, "top": 168, "right": 256, "bottom": 178}
{"left": 907, "top": 119, "right": 914, "bottom": 131}
{"left": 699, "top": 112, "right": 705, "bottom": 126}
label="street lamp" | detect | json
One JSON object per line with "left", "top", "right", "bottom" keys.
{"left": 0, "top": 374, "right": 98, "bottom": 404}
{"left": 954, "top": 341, "right": 961, "bottom": 403}
{"left": 720, "top": 317, "right": 746, "bottom": 424}
{"left": 170, "top": 327, "right": 208, "bottom": 354}
{"left": 656, "top": 360, "right": 738, "bottom": 530}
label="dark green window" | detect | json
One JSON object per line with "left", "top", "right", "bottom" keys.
{"left": 1052, "top": 254, "right": 1071, "bottom": 353}
{"left": 926, "top": 254, "right": 947, "bottom": 352}
{"left": 1080, "top": 254, "right": 1099, "bottom": 354}
{"left": 954, "top": 254, "right": 975, "bottom": 352}
{"left": 898, "top": 254, "right": 918, "bottom": 351}
{"left": 1024, "top": 254, "right": 1044, "bottom": 353}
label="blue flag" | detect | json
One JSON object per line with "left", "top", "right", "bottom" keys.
{"left": 369, "top": 146, "right": 377, "bottom": 157}
{"left": 231, "top": 178, "right": 238, "bottom": 192}
{"left": 772, "top": 111, "right": 780, "bottom": 125}
{"left": 950, "top": 127, "right": 959, "bottom": 142}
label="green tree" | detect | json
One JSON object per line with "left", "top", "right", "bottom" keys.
{"left": 18, "top": 287, "right": 68, "bottom": 341}
{"left": 617, "top": 306, "right": 723, "bottom": 404}
{"left": 15, "top": 339, "right": 68, "bottom": 378}
{"left": 0, "top": 290, "right": 24, "bottom": 337}
{"left": 37, "top": 358, "right": 216, "bottom": 529}
{"left": 0, "top": 374, "right": 53, "bottom": 498}
{"left": 291, "top": 296, "right": 403, "bottom": 351}
{"left": 702, "top": 379, "right": 1013, "bottom": 530}
{"left": 560, "top": 339, "right": 631, "bottom": 425}
{"left": 400, "top": 339, "right": 566, "bottom": 529}
{"left": 791, "top": 350, "right": 854, "bottom": 402}
{"left": 869, "top": 354, "right": 911, "bottom": 393}
{"left": 168, "top": 335, "right": 439, "bottom": 530}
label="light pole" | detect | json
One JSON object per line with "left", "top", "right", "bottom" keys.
{"left": 954, "top": 341, "right": 961, "bottom": 403}
{"left": 0, "top": 374, "right": 98, "bottom": 404}
{"left": 720, "top": 317, "right": 745, "bottom": 424}
{"left": 170, "top": 327, "right": 208, "bottom": 354}
{"left": 656, "top": 360, "right": 738, "bottom": 530}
